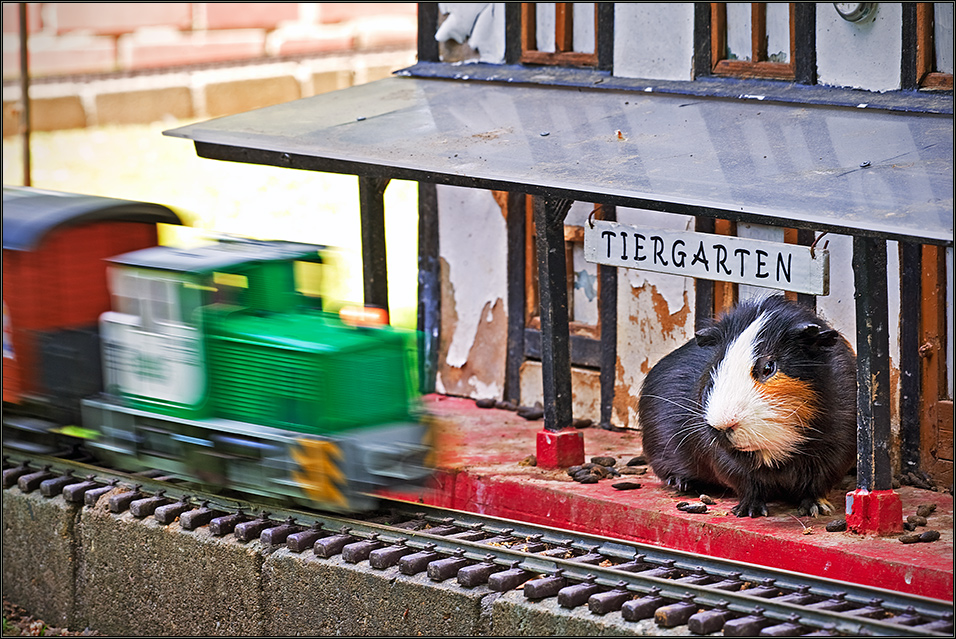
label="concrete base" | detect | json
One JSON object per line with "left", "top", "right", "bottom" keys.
{"left": 1, "top": 487, "right": 78, "bottom": 629}
{"left": 2, "top": 485, "right": 657, "bottom": 636}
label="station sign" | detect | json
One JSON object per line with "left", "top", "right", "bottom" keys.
{"left": 584, "top": 220, "right": 829, "bottom": 296}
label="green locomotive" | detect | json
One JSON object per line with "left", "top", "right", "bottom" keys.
{"left": 81, "top": 236, "right": 431, "bottom": 511}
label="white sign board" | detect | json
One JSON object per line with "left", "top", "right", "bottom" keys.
{"left": 584, "top": 220, "right": 829, "bottom": 295}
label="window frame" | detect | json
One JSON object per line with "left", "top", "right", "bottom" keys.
{"left": 525, "top": 200, "right": 602, "bottom": 343}
{"left": 521, "top": 3, "right": 600, "bottom": 68}
{"left": 916, "top": 3, "right": 954, "bottom": 90}
{"left": 710, "top": 2, "right": 797, "bottom": 81}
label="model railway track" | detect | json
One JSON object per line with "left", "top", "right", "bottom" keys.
{"left": 4, "top": 448, "right": 953, "bottom": 637}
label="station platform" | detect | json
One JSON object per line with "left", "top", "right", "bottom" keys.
{"left": 390, "top": 395, "right": 953, "bottom": 603}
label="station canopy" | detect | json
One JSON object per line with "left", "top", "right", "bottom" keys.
{"left": 165, "top": 75, "right": 954, "bottom": 246}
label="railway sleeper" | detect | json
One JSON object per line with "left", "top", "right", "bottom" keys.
{"left": 109, "top": 488, "right": 144, "bottom": 513}
{"left": 687, "top": 601, "right": 736, "bottom": 634}
{"left": 368, "top": 542, "right": 416, "bottom": 569}
{"left": 654, "top": 594, "right": 699, "bottom": 627}
{"left": 487, "top": 563, "right": 535, "bottom": 592}
{"left": 342, "top": 536, "right": 386, "bottom": 563}
{"left": 209, "top": 511, "right": 251, "bottom": 536}
{"left": 62, "top": 476, "right": 102, "bottom": 503}
{"left": 523, "top": 570, "right": 568, "bottom": 600}
{"left": 153, "top": 498, "right": 193, "bottom": 525}
{"left": 724, "top": 608, "right": 777, "bottom": 636}
{"left": 285, "top": 524, "right": 328, "bottom": 552}
{"left": 40, "top": 471, "right": 82, "bottom": 497}
{"left": 456, "top": 556, "right": 506, "bottom": 588}
{"left": 180, "top": 504, "right": 226, "bottom": 530}
{"left": 83, "top": 480, "right": 119, "bottom": 506}
{"left": 129, "top": 492, "right": 172, "bottom": 518}
{"left": 398, "top": 547, "right": 439, "bottom": 575}
{"left": 621, "top": 588, "right": 675, "bottom": 621}
{"left": 760, "top": 614, "right": 811, "bottom": 637}
{"left": 426, "top": 549, "right": 471, "bottom": 581}
{"left": 557, "top": 574, "right": 604, "bottom": 608}
{"left": 260, "top": 518, "right": 302, "bottom": 545}
{"left": 3, "top": 461, "right": 33, "bottom": 488}
{"left": 587, "top": 582, "right": 633, "bottom": 614}
{"left": 234, "top": 515, "right": 277, "bottom": 543}
{"left": 17, "top": 466, "right": 56, "bottom": 492}
{"left": 313, "top": 530, "right": 357, "bottom": 558}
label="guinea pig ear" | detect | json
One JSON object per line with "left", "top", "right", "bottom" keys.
{"left": 792, "top": 322, "right": 839, "bottom": 347}
{"left": 695, "top": 326, "right": 720, "bottom": 347}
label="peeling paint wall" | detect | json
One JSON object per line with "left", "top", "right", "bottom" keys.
{"left": 435, "top": 185, "right": 508, "bottom": 399}
{"left": 519, "top": 362, "right": 601, "bottom": 423}
{"left": 612, "top": 208, "right": 696, "bottom": 430}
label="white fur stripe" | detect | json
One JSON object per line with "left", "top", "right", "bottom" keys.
{"left": 704, "top": 312, "right": 767, "bottom": 430}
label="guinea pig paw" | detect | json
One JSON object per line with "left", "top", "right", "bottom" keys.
{"left": 666, "top": 477, "right": 695, "bottom": 494}
{"left": 797, "top": 497, "right": 834, "bottom": 518}
{"left": 732, "top": 499, "right": 769, "bottom": 518}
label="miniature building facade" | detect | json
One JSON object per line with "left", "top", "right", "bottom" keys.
{"left": 422, "top": 3, "right": 953, "bottom": 484}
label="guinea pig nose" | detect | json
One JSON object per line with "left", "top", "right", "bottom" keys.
{"left": 712, "top": 419, "right": 739, "bottom": 432}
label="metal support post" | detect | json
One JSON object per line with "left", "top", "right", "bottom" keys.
{"left": 598, "top": 205, "right": 617, "bottom": 429}
{"left": 852, "top": 235, "right": 892, "bottom": 491}
{"left": 359, "top": 176, "right": 391, "bottom": 315}
{"left": 532, "top": 195, "right": 573, "bottom": 432}
{"left": 505, "top": 191, "right": 527, "bottom": 405}
{"left": 847, "top": 235, "right": 902, "bottom": 535}
{"left": 417, "top": 182, "right": 440, "bottom": 393}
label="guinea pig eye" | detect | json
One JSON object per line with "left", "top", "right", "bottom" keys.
{"left": 756, "top": 359, "right": 777, "bottom": 381}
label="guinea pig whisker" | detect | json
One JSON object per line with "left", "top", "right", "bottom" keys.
{"left": 640, "top": 394, "right": 706, "bottom": 418}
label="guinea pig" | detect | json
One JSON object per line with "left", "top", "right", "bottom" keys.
{"left": 638, "top": 295, "right": 856, "bottom": 518}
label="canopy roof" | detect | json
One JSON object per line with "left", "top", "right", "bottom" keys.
{"left": 165, "top": 76, "right": 953, "bottom": 246}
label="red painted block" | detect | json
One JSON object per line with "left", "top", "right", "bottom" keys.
{"left": 845, "top": 489, "right": 904, "bottom": 536}
{"left": 536, "top": 429, "right": 585, "bottom": 468}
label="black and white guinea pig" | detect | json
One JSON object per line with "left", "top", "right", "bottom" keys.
{"left": 638, "top": 295, "right": 857, "bottom": 518}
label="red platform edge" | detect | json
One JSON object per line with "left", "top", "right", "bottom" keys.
{"left": 846, "top": 488, "right": 904, "bottom": 536}
{"left": 408, "top": 471, "right": 952, "bottom": 601}
{"left": 389, "top": 396, "right": 953, "bottom": 602}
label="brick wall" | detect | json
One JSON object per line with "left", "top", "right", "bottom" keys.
{"left": 1, "top": 3, "right": 418, "bottom": 134}
{"left": 2, "top": 3, "right": 417, "bottom": 78}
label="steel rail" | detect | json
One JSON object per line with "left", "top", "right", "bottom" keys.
{"left": 4, "top": 447, "right": 952, "bottom": 637}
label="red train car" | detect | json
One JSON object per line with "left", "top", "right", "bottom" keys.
{"left": 3, "top": 186, "right": 182, "bottom": 428}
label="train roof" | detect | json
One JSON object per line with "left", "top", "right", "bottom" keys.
{"left": 2, "top": 186, "right": 183, "bottom": 251}
{"left": 107, "top": 237, "right": 325, "bottom": 274}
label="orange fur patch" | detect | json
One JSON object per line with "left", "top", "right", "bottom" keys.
{"left": 758, "top": 372, "right": 819, "bottom": 428}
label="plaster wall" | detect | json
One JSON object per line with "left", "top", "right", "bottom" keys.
{"left": 434, "top": 185, "right": 508, "bottom": 400}
{"left": 613, "top": 3, "right": 695, "bottom": 81}
{"left": 815, "top": 2, "right": 903, "bottom": 92}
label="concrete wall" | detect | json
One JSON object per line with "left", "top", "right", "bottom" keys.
{"left": 3, "top": 485, "right": 693, "bottom": 636}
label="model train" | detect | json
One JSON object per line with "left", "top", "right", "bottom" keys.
{"left": 3, "top": 186, "right": 433, "bottom": 512}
